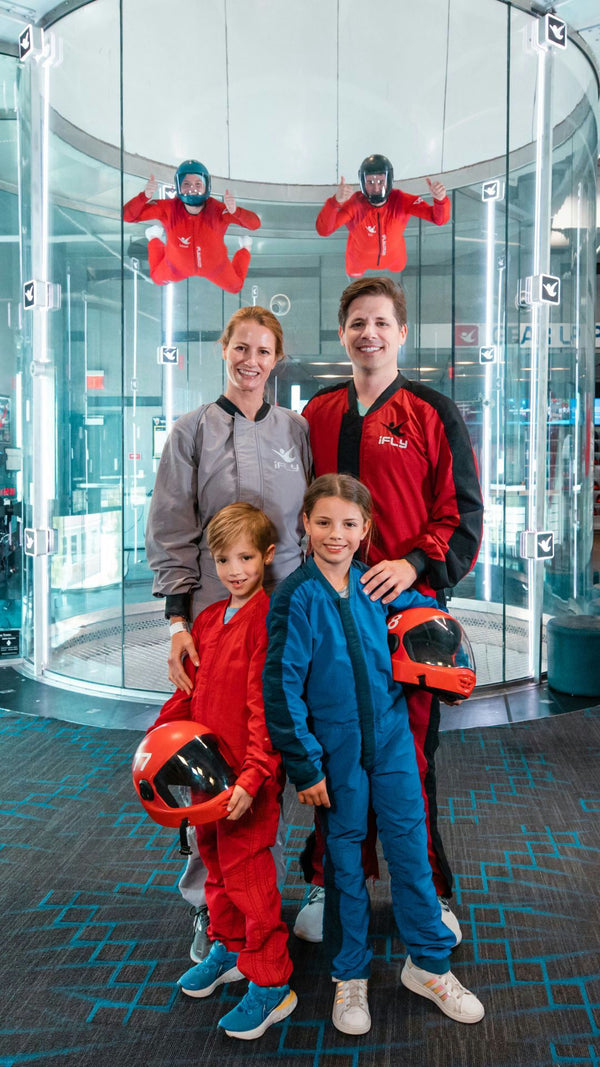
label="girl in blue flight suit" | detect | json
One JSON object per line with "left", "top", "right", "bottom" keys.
{"left": 263, "top": 474, "right": 485, "bottom": 1036}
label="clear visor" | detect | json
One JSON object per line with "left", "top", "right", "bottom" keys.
{"left": 153, "top": 734, "right": 236, "bottom": 810}
{"left": 180, "top": 176, "right": 205, "bottom": 194}
{"left": 403, "top": 616, "right": 476, "bottom": 673}
{"left": 361, "top": 169, "right": 391, "bottom": 203}
{"left": 363, "top": 173, "right": 387, "bottom": 193}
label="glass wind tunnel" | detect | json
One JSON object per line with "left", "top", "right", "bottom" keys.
{"left": 0, "top": 0, "right": 597, "bottom": 696}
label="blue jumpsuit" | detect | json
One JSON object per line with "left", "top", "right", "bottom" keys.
{"left": 263, "top": 557, "right": 456, "bottom": 980}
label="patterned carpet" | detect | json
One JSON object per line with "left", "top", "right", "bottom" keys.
{"left": 0, "top": 707, "right": 598, "bottom": 1067}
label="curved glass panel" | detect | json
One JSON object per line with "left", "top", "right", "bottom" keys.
{"left": 8, "top": 0, "right": 599, "bottom": 694}
{"left": 0, "top": 54, "right": 22, "bottom": 656}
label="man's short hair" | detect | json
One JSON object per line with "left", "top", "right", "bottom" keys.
{"left": 206, "top": 502, "right": 277, "bottom": 557}
{"left": 338, "top": 276, "right": 407, "bottom": 330}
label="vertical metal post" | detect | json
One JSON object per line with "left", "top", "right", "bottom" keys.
{"left": 571, "top": 181, "right": 583, "bottom": 600}
{"left": 527, "top": 39, "right": 553, "bottom": 681}
{"left": 27, "top": 56, "right": 55, "bottom": 676}
{"left": 480, "top": 196, "right": 496, "bottom": 601}
{"left": 494, "top": 254, "right": 506, "bottom": 570}
{"left": 163, "top": 283, "right": 175, "bottom": 435}
{"left": 131, "top": 263, "right": 140, "bottom": 563}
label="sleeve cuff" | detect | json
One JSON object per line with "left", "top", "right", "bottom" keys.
{"left": 236, "top": 768, "right": 263, "bottom": 798}
{"left": 164, "top": 593, "right": 192, "bottom": 620}
{"left": 404, "top": 549, "right": 428, "bottom": 578}
{"left": 292, "top": 766, "right": 324, "bottom": 791}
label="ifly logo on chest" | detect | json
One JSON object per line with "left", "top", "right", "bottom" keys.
{"left": 377, "top": 436, "right": 407, "bottom": 450}
{"left": 272, "top": 447, "right": 300, "bottom": 471}
{"left": 378, "top": 421, "right": 408, "bottom": 449}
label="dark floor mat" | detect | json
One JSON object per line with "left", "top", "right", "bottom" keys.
{"left": 0, "top": 708, "right": 599, "bottom": 1066}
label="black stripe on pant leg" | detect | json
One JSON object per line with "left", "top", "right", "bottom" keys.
{"left": 316, "top": 807, "right": 343, "bottom": 975}
{"left": 423, "top": 694, "right": 453, "bottom": 895}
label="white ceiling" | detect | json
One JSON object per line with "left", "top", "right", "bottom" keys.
{"left": 0, "top": 0, "right": 598, "bottom": 202}
{"left": 0, "top": 0, "right": 56, "bottom": 46}
{"left": 1, "top": 0, "right": 599, "bottom": 70}
{"left": 554, "top": 0, "right": 600, "bottom": 66}
{"left": 1, "top": 0, "right": 597, "bottom": 191}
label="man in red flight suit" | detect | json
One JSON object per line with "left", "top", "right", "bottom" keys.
{"left": 123, "top": 159, "right": 260, "bottom": 292}
{"left": 296, "top": 274, "right": 483, "bottom": 944}
{"left": 316, "top": 153, "right": 450, "bottom": 277}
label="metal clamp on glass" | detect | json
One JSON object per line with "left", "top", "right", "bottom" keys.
{"left": 23, "top": 528, "right": 55, "bottom": 557}
{"left": 516, "top": 274, "right": 560, "bottom": 308}
{"left": 519, "top": 530, "right": 555, "bottom": 561}
{"left": 23, "top": 280, "right": 61, "bottom": 311}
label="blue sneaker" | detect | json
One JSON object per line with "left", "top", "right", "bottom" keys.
{"left": 178, "top": 940, "right": 243, "bottom": 998}
{"left": 218, "top": 981, "right": 297, "bottom": 1039}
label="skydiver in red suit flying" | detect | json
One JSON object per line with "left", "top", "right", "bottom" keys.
{"left": 123, "top": 159, "right": 260, "bottom": 293}
{"left": 316, "top": 153, "right": 450, "bottom": 277}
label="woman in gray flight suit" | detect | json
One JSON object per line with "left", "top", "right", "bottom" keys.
{"left": 145, "top": 304, "right": 311, "bottom": 959}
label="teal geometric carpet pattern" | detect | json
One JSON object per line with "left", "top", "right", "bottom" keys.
{"left": 0, "top": 707, "right": 598, "bottom": 1067}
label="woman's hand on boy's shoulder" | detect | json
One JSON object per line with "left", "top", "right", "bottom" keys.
{"left": 226, "top": 784, "right": 254, "bottom": 821}
{"left": 297, "top": 779, "right": 330, "bottom": 808}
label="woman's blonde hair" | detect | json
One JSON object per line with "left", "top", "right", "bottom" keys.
{"left": 219, "top": 306, "right": 285, "bottom": 362}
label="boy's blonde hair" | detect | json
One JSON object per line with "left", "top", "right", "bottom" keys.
{"left": 206, "top": 502, "right": 278, "bottom": 557}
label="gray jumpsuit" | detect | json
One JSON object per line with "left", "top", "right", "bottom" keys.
{"left": 145, "top": 395, "right": 312, "bottom": 909}
{"left": 146, "top": 396, "right": 312, "bottom": 621}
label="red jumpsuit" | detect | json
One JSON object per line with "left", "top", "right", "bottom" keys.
{"left": 303, "top": 374, "right": 483, "bottom": 895}
{"left": 315, "top": 189, "right": 450, "bottom": 276}
{"left": 149, "top": 589, "right": 292, "bottom": 987}
{"left": 122, "top": 192, "right": 260, "bottom": 292}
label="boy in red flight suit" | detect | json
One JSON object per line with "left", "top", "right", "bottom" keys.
{"left": 123, "top": 159, "right": 260, "bottom": 292}
{"left": 316, "top": 153, "right": 449, "bottom": 277}
{"left": 148, "top": 502, "right": 296, "bottom": 1040}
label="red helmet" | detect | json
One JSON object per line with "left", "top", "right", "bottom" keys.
{"left": 387, "top": 607, "right": 476, "bottom": 701}
{"left": 132, "top": 721, "right": 236, "bottom": 828}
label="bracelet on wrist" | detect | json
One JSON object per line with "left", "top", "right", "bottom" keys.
{"left": 169, "top": 621, "right": 189, "bottom": 638}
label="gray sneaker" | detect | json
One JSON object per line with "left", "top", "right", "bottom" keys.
{"left": 439, "top": 897, "right": 463, "bottom": 946}
{"left": 293, "top": 885, "right": 325, "bottom": 942}
{"left": 190, "top": 905, "right": 210, "bottom": 963}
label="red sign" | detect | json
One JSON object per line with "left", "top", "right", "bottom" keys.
{"left": 454, "top": 324, "right": 479, "bottom": 346}
{"left": 128, "top": 452, "right": 141, "bottom": 460}
{"left": 86, "top": 371, "right": 105, "bottom": 390}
